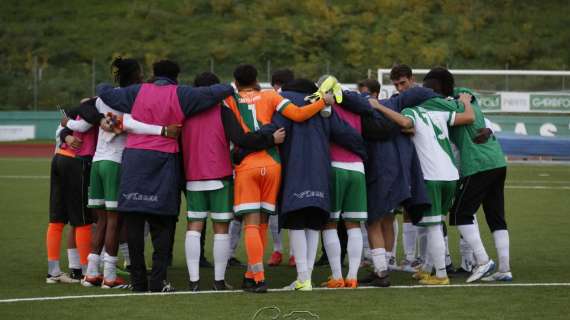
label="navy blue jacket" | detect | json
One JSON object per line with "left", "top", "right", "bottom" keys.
{"left": 268, "top": 91, "right": 367, "bottom": 224}
{"left": 341, "top": 89, "right": 436, "bottom": 219}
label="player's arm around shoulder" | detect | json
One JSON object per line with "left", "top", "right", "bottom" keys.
{"left": 369, "top": 98, "right": 414, "bottom": 129}
{"left": 451, "top": 93, "right": 475, "bottom": 126}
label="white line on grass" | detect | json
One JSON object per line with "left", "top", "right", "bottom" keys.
{"left": 506, "top": 185, "right": 570, "bottom": 190}
{"left": 1, "top": 283, "right": 569, "bottom": 304}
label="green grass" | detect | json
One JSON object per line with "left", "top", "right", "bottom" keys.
{"left": 0, "top": 158, "right": 569, "bottom": 319}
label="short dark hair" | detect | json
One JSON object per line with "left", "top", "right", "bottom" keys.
{"left": 193, "top": 72, "right": 220, "bottom": 87}
{"left": 152, "top": 60, "right": 180, "bottom": 82}
{"left": 233, "top": 64, "right": 258, "bottom": 87}
{"left": 111, "top": 57, "right": 142, "bottom": 87}
{"left": 271, "top": 69, "right": 295, "bottom": 87}
{"left": 390, "top": 64, "right": 413, "bottom": 80}
{"left": 423, "top": 67, "right": 455, "bottom": 97}
{"left": 362, "top": 79, "right": 381, "bottom": 95}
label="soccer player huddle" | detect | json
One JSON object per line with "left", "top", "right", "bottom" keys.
{"left": 45, "top": 59, "right": 512, "bottom": 293}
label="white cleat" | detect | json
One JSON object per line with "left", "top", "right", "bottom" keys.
{"left": 46, "top": 273, "right": 80, "bottom": 284}
{"left": 387, "top": 257, "right": 401, "bottom": 271}
{"left": 400, "top": 259, "right": 419, "bottom": 273}
{"left": 466, "top": 260, "right": 495, "bottom": 283}
{"left": 481, "top": 271, "right": 513, "bottom": 282}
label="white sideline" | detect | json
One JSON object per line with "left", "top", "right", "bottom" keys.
{"left": 1, "top": 283, "right": 569, "bottom": 304}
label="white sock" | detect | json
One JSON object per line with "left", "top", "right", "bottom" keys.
{"left": 228, "top": 220, "right": 242, "bottom": 258}
{"left": 360, "top": 222, "right": 370, "bottom": 259}
{"left": 457, "top": 224, "right": 489, "bottom": 265}
{"left": 493, "top": 230, "right": 510, "bottom": 273}
{"left": 459, "top": 236, "right": 475, "bottom": 271}
{"left": 402, "top": 222, "right": 417, "bottom": 262}
{"left": 48, "top": 260, "right": 61, "bottom": 276}
{"left": 391, "top": 219, "right": 399, "bottom": 258}
{"left": 213, "top": 233, "right": 230, "bottom": 281}
{"left": 68, "top": 248, "right": 81, "bottom": 270}
{"left": 269, "top": 215, "right": 282, "bottom": 252}
{"left": 103, "top": 253, "right": 118, "bottom": 281}
{"left": 370, "top": 247, "right": 387, "bottom": 274}
{"left": 119, "top": 243, "right": 130, "bottom": 266}
{"left": 86, "top": 253, "right": 100, "bottom": 277}
{"left": 346, "top": 228, "right": 363, "bottom": 279}
{"left": 99, "top": 248, "right": 107, "bottom": 270}
{"left": 427, "top": 225, "right": 447, "bottom": 278}
{"left": 185, "top": 231, "right": 201, "bottom": 282}
{"left": 417, "top": 227, "right": 428, "bottom": 262}
{"left": 305, "top": 229, "right": 320, "bottom": 280}
{"left": 323, "top": 229, "right": 342, "bottom": 279}
{"left": 290, "top": 230, "right": 308, "bottom": 282}
{"left": 444, "top": 234, "right": 452, "bottom": 266}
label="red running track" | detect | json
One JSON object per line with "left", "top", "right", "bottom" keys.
{"left": 0, "top": 144, "right": 53, "bottom": 158}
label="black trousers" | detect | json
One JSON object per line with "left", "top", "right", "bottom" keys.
{"left": 450, "top": 167, "right": 507, "bottom": 232}
{"left": 124, "top": 212, "right": 177, "bottom": 292}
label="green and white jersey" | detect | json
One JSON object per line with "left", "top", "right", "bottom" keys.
{"left": 420, "top": 92, "right": 507, "bottom": 177}
{"left": 401, "top": 106, "right": 459, "bottom": 181}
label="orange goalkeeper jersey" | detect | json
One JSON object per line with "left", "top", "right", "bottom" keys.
{"left": 224, "top": 89, "right": 325, "bottom": 171}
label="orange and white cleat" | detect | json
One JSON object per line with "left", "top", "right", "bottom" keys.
{"left": 101, "top": 276, "right": 130, "bottom": 289}
{"left": 344, "top": 278, "right": 358, "bottom": 288}
{"left": 268, "top": 251, "right": 283, "bottom": 266}
{"left": 320, "top": 277, "right": 345, "bottom": 288}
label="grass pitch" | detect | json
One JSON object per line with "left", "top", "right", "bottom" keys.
{"left": 0, "top": 157, "right": 569, "bottom": 319}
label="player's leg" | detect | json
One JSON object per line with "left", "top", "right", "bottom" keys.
{"left": 228, "top": 217, "right": 244, "bottom": 266}
{"left": 46, "top": 155, "right": 75, "bottom": 283}
{"left": 124, "top": 212, "right": 148, "bottom": 292}
{"left": 481, "top": 167, "right": 512, "bottom": 281}
{"left": 322, "top": 167, "right": 344, "bottom": 287}
{"left": 147, "top": 214, "right": 177, "bottom": 292}
{"left": 380, "top": 214, "right": 396, "bottom": 269}
{"left": 210, "top": 180, "right": 234, "bottom": 290}
{"left": 361, "top": 217, "right": 390, "bottom": 287}
{"left": 450, "top": 173, "right": 495, "bottom": 283}
{"left": 234, "top": 167, "right": 266, "bottom": 292}
{"left": 341, "top": 170, "right": 367, "bottom": 287}
{"left": 267, "top": 214, "right": 283, "bottom": 266}
{"left": 401, "top": 210, "right": 419, "bottom": 272}
{"left": 185, "top": 189, "right": 208, "bottom": 291}
{"left": 417, "top": 181, "right": 450, "bottom": 285}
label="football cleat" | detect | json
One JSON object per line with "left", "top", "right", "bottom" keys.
{"left": 367, "top": 271, "right": 390, "bottom": 287}
{"left": 412, "top": 271, "right": 431, "bottom": 281}
{"left": 81, "top": 275, "right": 103, "bottom": 287}
{"left": 244, "top": 280, "right": 268, "bottom": 293}
{"left": 320, "top": 277, "right": 345, "bottom": 288}
{"left": 466, "top": 260, "right": 495, "bottom": 283}
{"left": 213, "top": 280, "right": 233, "bottom": 291}
{"left": 46, "top": 273, "right": 80, "bottom": 284}
{"left": 400, "top": 259, "right": 419, "bottom": 273}
{"left": 344, "top": 278, "right": 358, "bottom": 289}
{"left": 387, "top": 256, "right": 400, "bottom": 271}
{"left": 481, "top": 271, "right": 513, "bottom": 282}
{"left": 101, "top": 277, "right": 130, "bottom": 289}
{"left": 242, "top": 277, "right": 256, "bottom": 290}
{"left": 268, "top": 251, "right": 283, "bottom": 266}
{"left": 188, "top": 280, "right": 200, "bottom": 292}
{"left": 70, "top": 268, "right": 83, "bottom": 281}
{"left": 419, "top": 275, "right": 450, "bottom": 285}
